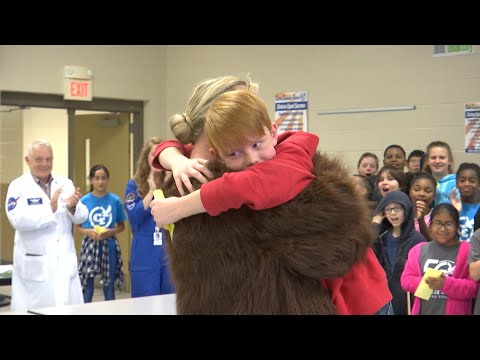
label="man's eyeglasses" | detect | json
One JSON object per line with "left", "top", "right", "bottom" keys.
{"left": 431, "top": 220, "right": 456, "bottom": 230}
{"left": 384, "top": 206, "right": 403, "bottom": 214}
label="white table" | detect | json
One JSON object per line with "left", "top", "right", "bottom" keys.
{"left": 28, "top": 293, "right": 177, "bottom": 315}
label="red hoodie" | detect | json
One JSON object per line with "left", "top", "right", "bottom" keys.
{"left": 322, "top": 248, "right": 392, "bottom": 315}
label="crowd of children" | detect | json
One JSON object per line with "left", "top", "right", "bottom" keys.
{"left": 354, "top": 142, "right": 480, "bottom": 314}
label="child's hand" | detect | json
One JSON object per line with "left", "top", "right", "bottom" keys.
{"left": 150, "top": 197, "right": 181, "bottom": 225}
{"left": 372, "top": 213, "right": 385, "bottom": 224}
{"left": 449, "top": 188, "right": 462, "bottom": 212}
{"left": 98, "top": 229, "right": 114, "bottom": 240}
{"left": 425, "top": 273, "right": 445, "bottom": 290}
{"left": 92, "top": 225, "right": 108, "bottom": 240}
{"left": 171, "top": 157, "right": 212, "bottom": 196}
{"left": 88, "top": 228, "right": 100, "bottom": 240}
{"left": 415, "top": 200, "right": 427, "bottom": 219}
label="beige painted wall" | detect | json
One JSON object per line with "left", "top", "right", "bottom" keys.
{"left": 164, "top": 45, "right": 480, "bottom": 172}
{"left": 1, "top": 45, "right": 479, "bottom": 173}
{"left": 0, "top": 45, "right": 167, "bottom": 141}
{"left": 22, "top": 108, "right": 69, "bottom": 175}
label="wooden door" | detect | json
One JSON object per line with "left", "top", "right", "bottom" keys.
{"left": 73, "top": 112, "right": 132, "bottom": 292}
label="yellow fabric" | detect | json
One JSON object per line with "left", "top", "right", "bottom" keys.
{"left": 94, "top": 225, "right": 106, "bottom": 233}
{"left": 153, "top": 189, "right": 175, "bottom": 240}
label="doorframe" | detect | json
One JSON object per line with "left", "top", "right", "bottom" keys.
{"left": 0, "top": 90, "right": 144, "bottom": 179}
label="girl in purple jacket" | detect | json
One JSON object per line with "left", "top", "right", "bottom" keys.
{"left": 401, "top": 203, "right": 478, "bottom": 315}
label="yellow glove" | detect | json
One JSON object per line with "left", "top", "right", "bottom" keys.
{"left": 153, "top": 189, "right": 175, "bottom": 241}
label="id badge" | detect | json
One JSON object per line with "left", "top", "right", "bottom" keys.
{"left": 153, "top": 227, "right": 163, "bottom": 246}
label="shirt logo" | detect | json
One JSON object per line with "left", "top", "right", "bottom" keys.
{"left": 125, "top": 192, "right": 136, "bottom": 211}
{"left": 89, "top": 205, "right": 113, "bottom": 228}
{"left": 27, "top": 197, "right": 43, "bottom": 205}
{"left": 7, "top": 197, "right": 19, "bottom": 211}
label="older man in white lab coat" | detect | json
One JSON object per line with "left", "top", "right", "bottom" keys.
{"left": 5, "top": 139, "right": 88, "bottom": 312}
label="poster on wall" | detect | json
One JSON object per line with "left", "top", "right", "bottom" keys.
{"left": 433, "top": 45, "right": 475, "bottom": 57}
{"left": 465, "top": 102, "right": 480, "bottom": 153}
{"left": 274, "top": 91, "right": 308, "bottom": 134}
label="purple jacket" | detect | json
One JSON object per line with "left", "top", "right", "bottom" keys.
{"left": 401, "top": 241, "right": 478, "bottom": 315}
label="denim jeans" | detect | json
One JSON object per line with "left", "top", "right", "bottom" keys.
{"left": 83, "top": 239, "right": 118, "bottom": 302}
{"left": 374, "top": 301, "right": 394, "bottom": 315}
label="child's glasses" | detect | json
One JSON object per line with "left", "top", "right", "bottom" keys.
{"left": 431, "top": 220, "right": 456, "bottom": 230}
{"left": 384, "top": 206, "right": 403, "bottom": 214}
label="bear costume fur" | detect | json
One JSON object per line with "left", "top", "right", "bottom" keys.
{"left": 163, "top": 151, "right": 373, "bottom": 314}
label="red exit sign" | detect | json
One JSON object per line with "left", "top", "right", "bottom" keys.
{"left": 63, "top": 66, "right": 93, "bottom": 101}
{"left": 64, "top": 79, "right": 92, "bottom": 101}
{"left": 70, "top": 81, "right": 88, "bottom": 97}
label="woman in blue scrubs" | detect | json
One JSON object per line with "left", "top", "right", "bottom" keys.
{"left": 124, "top": 138, "right": 175, "bottom": 297}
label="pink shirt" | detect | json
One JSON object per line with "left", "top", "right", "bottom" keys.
{"left": 401, "top": 241, "right": 478, "bottom": 315}
{"left": 414, "top": 210, "right": 431, "bottom": 232}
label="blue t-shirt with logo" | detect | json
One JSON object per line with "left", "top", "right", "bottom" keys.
{"left": 80, "top": 192, "right": 127, "bottom": 232}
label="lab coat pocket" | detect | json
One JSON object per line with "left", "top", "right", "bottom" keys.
{"left": 22, "top": 254, "right": 47, "bottom": 282}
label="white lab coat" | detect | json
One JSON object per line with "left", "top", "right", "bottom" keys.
{"left": 5, "top": 172, "right": 88, "bottom": 312}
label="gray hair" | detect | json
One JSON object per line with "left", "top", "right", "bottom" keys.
{"left": 27, "top": 139, "right": 53, "bottom": 156}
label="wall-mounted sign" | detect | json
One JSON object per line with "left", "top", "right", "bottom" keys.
{"left": 433, "top": 45, "right": 475, "bottom": 57}
{"left": 274, "top": 91, "right": 308, "bottom": 134}
{"left": 64, "top": 66, "right": 93, "bottom": 101}
{"left": 465, "top": 102, "right": 480, "bottom": 153}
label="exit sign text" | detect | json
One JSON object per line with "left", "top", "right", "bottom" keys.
{"left": 64, "top": 79, "right": 92, "bottom": 101}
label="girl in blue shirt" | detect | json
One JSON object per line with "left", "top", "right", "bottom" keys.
{"left": 423, "top": 141, "right": 456, "bottom": 206}
{"left": 76, "top": 164, "right": 127, "bottom": 302}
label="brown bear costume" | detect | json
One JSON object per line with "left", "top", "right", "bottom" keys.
{"left": 163, "top": 151, "right": 373, "bottom": 314}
